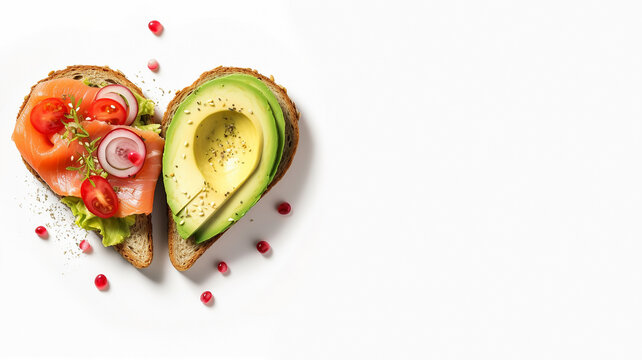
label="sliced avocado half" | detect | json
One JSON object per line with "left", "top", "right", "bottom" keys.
{"left": 191, "top": 75, "right": 286, "bottom": 242}
{"left": 162, "top": 75, "right": 285, "bottom": 241}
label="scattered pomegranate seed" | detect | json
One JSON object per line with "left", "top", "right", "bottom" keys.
{"left": 94, "top": 274, "right": 108, "bottom": 291}
{"left": 148, "top": 20, "right": 163, "bottom": 35}
{"left": 277, "top": 202, "right": 291, "bottom": 215}
{"left": 79, "top": 240, "right": 91, "bottom": 252}
{"left": 127, "top": 151, "right": 144, "bottom": 166}
{"left": 35, "top": 226, "right": 47, "bottom": 238}
{"left": 256, "top": 240, "right": 271, "bottom": 254}
{"left": 200, "top": 291, "right": 213, "bottom": 304}
{"left": 147, "top": 59, "right": 159, "bottom": 72}
{"left": 217, "top": 261, "right": 228, "bottom": 273}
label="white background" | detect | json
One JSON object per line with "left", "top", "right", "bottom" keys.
{"left": 1, "top": 0, "right": 642, "bottom": 359}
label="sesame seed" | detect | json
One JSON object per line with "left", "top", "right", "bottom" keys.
{"left": 184, "top": 142, "right": 189, "bottom": 147}
{"left": 179, "top": 220, "right": 185, "bottom": 225}
{"left": 184, "top": 110, "right": 190, "bottom": 114}
{"left": 183, "top": 154, "right": 186, "bottom": 159}
{"left": 187, "top": 120, "right": 193, "bottom": 124}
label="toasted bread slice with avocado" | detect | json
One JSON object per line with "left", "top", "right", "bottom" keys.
{"left": 162, "top": 67, "right": 299, "bottom": 271}
{"left": 16, "top": 65, "right": 155, "bottom": 268}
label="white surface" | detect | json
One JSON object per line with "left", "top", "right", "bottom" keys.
{"left": 1, "top": 0, "right": 642, "bottom": 359}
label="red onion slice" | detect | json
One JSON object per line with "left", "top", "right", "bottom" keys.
{"left": 96, "top": 85, "right": 139, "bottom": 126}
{"left": 97, "top": 128, "right": 147, "bottom": 178}
{"left": 98, "top": 92, "right": 127, "bottom": 112}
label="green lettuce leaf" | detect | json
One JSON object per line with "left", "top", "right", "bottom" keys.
{"left": 61, "top": 197, "right": 136, "bottom": 246}
{"left": 133, "top": 91, "right": 155, "bottom": 119}
{"left": 131, "top": 92, "right": 160, "bottom": 133}
{"left": 132, "top": 122, "right": 161, "bottom": 133}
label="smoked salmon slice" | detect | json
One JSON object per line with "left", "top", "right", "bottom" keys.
{"left": 12, "top": 78, "right": 164, "bottom": 217}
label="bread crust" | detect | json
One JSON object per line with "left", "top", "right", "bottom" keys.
{"left": 162, "top": 66, "right": 300, "bottom": 271}
{"left": 17, "top": 65, "right": 154, "bottom": 268}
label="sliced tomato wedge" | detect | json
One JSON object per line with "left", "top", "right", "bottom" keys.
{"left": 81, "top": 176, "right": 119, "bottom": 218}
{"left": 30, "top": 97, "right": 69, "bottom": 135}
{"left": 89, "top": 98, "right": 128, "bottom": 125}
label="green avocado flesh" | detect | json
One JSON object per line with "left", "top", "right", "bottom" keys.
{"left": 222, "top": 74, "right": 285, "bottom": 182}
{"left": 163, "top": 75, "right": 285, "bottom": 242}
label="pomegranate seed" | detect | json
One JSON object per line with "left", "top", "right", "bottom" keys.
{"left": 35, "top": 226, "right": 47, "bottom": 238}
{"left": 217, "top": 261, "right": 228, "bottom": 273}
{"left": 148, "top": 20, "right": 163, "bottom": 35}
{"left": 94, "top": 274, "right": 108, "bottom": 291}
{"left": 200, "top": 291, "right": 213, "bottom": 304}
{"left": 79, "top": 240, "right": 91, "bottom": 252}
{"left": 277, "top": 202, "right": 291, "bottom": 215}
{"left": 127, "top": 151, "right": 144, "bottom": 166}
{"left": 256, "top": 240, "right": 271, "bottom": 254}
{"left": 147, "top": 59, "right": 159, "bottom": 72}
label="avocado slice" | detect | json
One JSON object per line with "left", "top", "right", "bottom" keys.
{"left": 163, "top": 77, "right": 279, "bottom": 239}
{"left": 190, "top": 75, "right": 287, "bottom": 242}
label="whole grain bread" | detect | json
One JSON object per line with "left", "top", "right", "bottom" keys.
{"left": 162, "top": 66, "right": 300, "bottom": 271}
{"left": 17, "top": 65, "right": 155, "bottom": 268}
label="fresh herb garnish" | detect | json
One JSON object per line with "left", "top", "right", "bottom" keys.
{"left": 62, "top": 95, "right": 107, "bottom": 181}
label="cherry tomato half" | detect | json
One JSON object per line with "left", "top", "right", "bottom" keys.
{"left": 81, "top": 176, "right": 118, "bottom": 218}
{"left": 30, "top": 98, "right": 69, "bottom": 135}
{"left": 89, "top": 98, "right": 127, "bottom": 125}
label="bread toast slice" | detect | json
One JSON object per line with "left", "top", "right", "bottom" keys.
{"left": 17, "top": 65, "right": 156, "bottom": 268}
{"left": 161, "top": 67, "right": 300, "bottom": 271}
